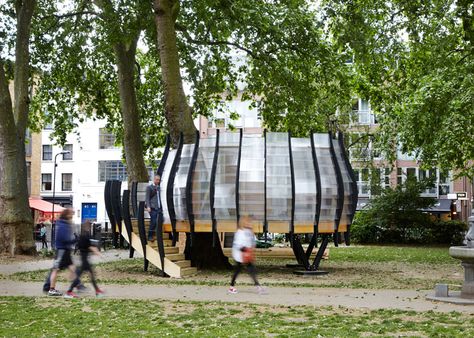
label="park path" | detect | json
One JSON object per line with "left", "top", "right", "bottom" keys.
{"left": 0, "top": 279, "right": 472, "bottom": 314}
{"left": 1, "top": 249, "right": 472, "bottom": 313}
{"left": 0, "top": 249, "right": 130, "bottom": 276}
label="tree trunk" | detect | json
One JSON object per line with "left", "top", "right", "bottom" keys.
{"left": 153, "top": 0, "right": 196, "bottom": 146}
{"left": 153, "top": 0, "right": 230, "bottom": 269}
{"left": 0, "top": 0, "right": 36, "bottom": 255}
{"left": 114, "top": 39, "right": 149, "bottom": 183}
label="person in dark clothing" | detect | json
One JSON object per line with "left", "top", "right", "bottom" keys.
{"left": 47, "top": 208, "right": 77, "bottom": 297}
{"left": 64, "top": 222, "right": 104, "bottom": 298}
{"left": 145, "top": 175, "right": 164, "bottom": 241}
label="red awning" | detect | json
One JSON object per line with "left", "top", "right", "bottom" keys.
{"left": 29, "top": 198, "right": 65, "bottom": 214}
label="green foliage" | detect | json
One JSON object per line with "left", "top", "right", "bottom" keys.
{"left": 25, "top": 0, "right": 354, "bottom": 158}
{"left": 351, "top": 177, "right": 442, "bottom": 244}
{"left": 324, "top": 0, "right": 474, "bottom": 178}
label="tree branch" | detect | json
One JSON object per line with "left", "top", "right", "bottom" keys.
{"left": 175, "top": 23, "right": 259, "bottom": 59}
{"left": 40, "top": 11, "right": 100, "bottom": 21}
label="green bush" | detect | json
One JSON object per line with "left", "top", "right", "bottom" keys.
{"left": 352, "top": 215, "right": 467, "bottom": 245}
{"left": 350, "top": 177, "right": 467, "bottom": 245}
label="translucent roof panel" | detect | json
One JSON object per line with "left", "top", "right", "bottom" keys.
{"left": 214, "top": 132, "right": 240, "bottom": 220}
{"left": 239, "top": 134, "right": 264, "bottom": 221}
{"left": 173, "top": 144, "right": 195, "bottom": 221}
{"left": 191, "top": 137, "right": 216, "bottom": 221}
{"left": 313, "top": 133, "right": 338, "bottom": 225}
{"left": 291, "top": 138, "right": 317, "bottom": 223}
{"left": 266, "top": 132, "right": 291, "bottom": 223}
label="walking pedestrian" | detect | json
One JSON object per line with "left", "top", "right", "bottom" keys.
{"left": 64, "top": 222, "right": 104, "bottom": 298}
{"left": 47, "top": 208, "right": 77, "bottom": 297}
{"left": 228, "top": 215, "right": 265, "bottom": 294}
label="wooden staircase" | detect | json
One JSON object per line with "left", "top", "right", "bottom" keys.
{"left": 122, "top": 222, "right": 197, "bottom": 278}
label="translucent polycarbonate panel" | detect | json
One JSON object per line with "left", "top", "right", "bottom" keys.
{"left": 161, "top": 150, "right": 176, "bottom": 224}
{"left": 266, "top": 132, "right": 291, "bottom": 222}
{"left": 173, "top": 144, "right": 195, "bottom": 221}
{"left": 313, "top": 133, "right": 338, "bottom": 225}
{"left": 192, "top": 137, "right": 216, "bottom": 220}
{"left": 291, "top": 138, "right": 317, "bottom": 223}
{"left": 239, "top": 135, "right": 264, "bottom": 220}
{"left": 333, "top": 139, "right": 355, "bottom": 225}
{"left": 214, "top": 132, "right": 240, "bottom": 220}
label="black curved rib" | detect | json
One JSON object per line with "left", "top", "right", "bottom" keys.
{"left": 209, "top": 129, "right": 220, "bottom": 247}
{"left": 307, "top": 131, "right": 322, "bottom": 259}
{"left": 156, "top": 135, "right": 170, "bottom": 177}
{"left": 235, "top": 129, "right": 243, "bottom": 224}
{"left": 121, "top": 190, "right": 135, "bottom": 258}
{"left": 166, "top": 133, "right": 184, "bottom": 246}
{"left": 110, "top": 180, "right": 123, "bottom": 248}
{"left": 338, "top": 132, "right": 358, "bottom": 246}
{"left": 131, "top": 181, "right": 138, "bottom": 218}
{"left": 185, "top": 130, "right": 200, "bottom": 247}
{"left": 137, "top": 201, "right": 148, "bottom": 271}
{"left": 328, "top": 132, "right": 344, "bottom": 247}
{"left": 104, "top": 180, "right": 116, "bottom": 248}
{"left": 288, "top": 132, "right": 296, "bottom": 235}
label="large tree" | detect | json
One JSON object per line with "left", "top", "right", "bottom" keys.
{"left": 29, "top": 1, "right": 354, "bottom": 265}
{"left": 0, "top": 0, "right": 36, "bottom": 255}
{"left": 324, "top": 0, "right": 474, "bottom": 178}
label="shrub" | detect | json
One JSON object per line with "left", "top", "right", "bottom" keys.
{"left": 350, "top": 176, "right": 467, "bottom": 245}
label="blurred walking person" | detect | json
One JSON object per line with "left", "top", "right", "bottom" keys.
{"left": 47, "top": 208, "right": 77, "bottom": 296}
{"left": 64, "top": 221, "right": 104, "bottom": 298}
{"left": 228, "top": 215, "right": 265, "bottom": 294}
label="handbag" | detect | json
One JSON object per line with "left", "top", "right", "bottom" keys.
{"left": 242, "top": 247, "right": 255, "bottom": 264}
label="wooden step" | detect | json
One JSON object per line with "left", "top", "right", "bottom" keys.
{"left": 174, "top": 260, "right": 191, "bottom": 268}
{"left": 166, "top": 253, "right": 185, "bottom": 262}
{"left": 148, "top": 244, "right": 179, "bottom": 255}
{"left": 180, "top": 267, "right": 197, "bottom": 277}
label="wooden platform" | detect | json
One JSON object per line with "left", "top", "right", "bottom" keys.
{"left": 164, "top": 220, "right": 347, "bottom": 234}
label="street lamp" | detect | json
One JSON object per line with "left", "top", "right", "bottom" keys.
{"left": 51, "top": 150, "right": 71, "bottom": 249}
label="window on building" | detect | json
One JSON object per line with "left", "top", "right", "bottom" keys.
{"left": 62, "top": 173, "right": 72, "bottom": 191}
{"left": 354, "top": 168, "right": 370, "bottom": 196}
{"left": 98, "top": 161, "right": 128, "bottom": 182}
{"left": 26, "top": 162, "right": 31, "bottom": 195}
{"left": 419, "top": 168, "right": 437, "bottom": 194}
{"left": 62, "top": 144, "right": 73, "bottom": 160}
{"left": 41, "top": 173, "right": 52, "bottom": 191}
{"left": 42, "top": 145, "right": 52, "bottom": 161}
{"left": 99, "top": 128, "right": 116, "bottom": 149}
{"left": 25, "top": 129, "right": 32, "bottom": 156}
{"left": 439, "top": 171, "right": 451, "bottom": 196}
{"left": 44, "top": 122, "right": 53, "bottom": 130}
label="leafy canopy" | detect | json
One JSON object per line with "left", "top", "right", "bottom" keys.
{"left": 324, "top": 0, "right": 474, "bottom": 178}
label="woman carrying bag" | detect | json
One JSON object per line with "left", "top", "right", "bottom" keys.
{"left": 228, "top": 215, "right": 266, "bottom": 294}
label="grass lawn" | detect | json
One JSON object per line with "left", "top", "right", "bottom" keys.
{"left": 1, "top": 296, "right": 473, "bottom": 337}
{"left": 8, "top": 245, "right": 464, "bottom": 290}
